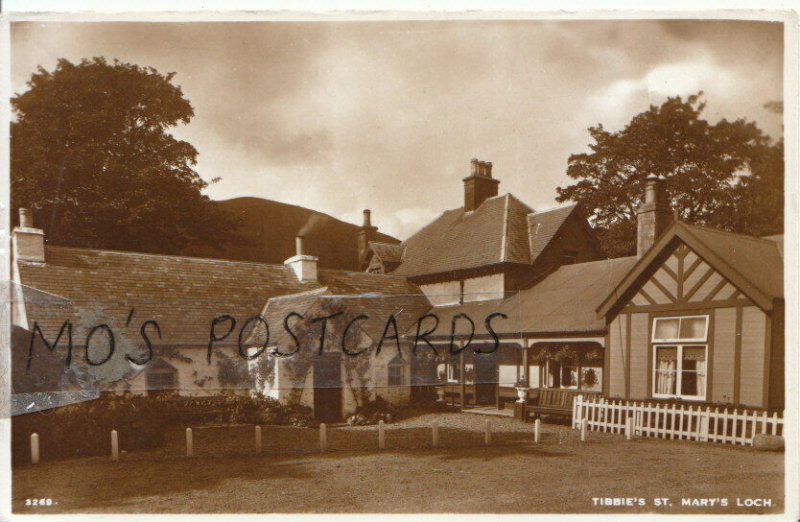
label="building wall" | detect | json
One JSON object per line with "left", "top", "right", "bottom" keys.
{"left": 739, "top": 306, "right": 767, "bottom": 407}
{"left": 712, "top": 307, "right": 737, "bottom": 404}
{"left": 420, "top": 281, "right": 461, "bottom": 306}
{"left": 119, "top": 345, "right": 246, "bottom": 397}
{"left": 607, "top": 314, "right": 627, "bottom": 398}
{"left": 463, "top": 273, "right": 504, "bottom": 302}
{"left": 605, "top": 241, "right": 777, "bottom": 409}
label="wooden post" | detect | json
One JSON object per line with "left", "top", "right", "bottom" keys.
{"left": 580, "top": 418, "right": 587, "bottom": 442}
{"left": 625, "top": 416, "right": 633, "bottom": 441}
{"left": 700, "top": 408, "right": 710, "bottom": 442}
{"left": 378, "top": 420, "right": 386, "bottom": 450}
{"left": 320, "top": 423, "right": 327, "bottom": 452}
{"left": 30, "top": 433, "right": 40, "bottom": 465}
{"left": 186, "top": 428, "right": 193, "bottom": 457}
{"left": 255, "top": 425, "right": 262, "bottom": 454}
{"left": 432, "top": 421, "right": 440, "bottom": 448}
{"left": 459, "top": 350, "right": 466, "bottom": 409}
{"left": 111, "top": 430, "right": 119, "bottom": 462}
{"left": 534, "top": 419, "right": 541, "bottom": 443}
{"left": 484, "top": 419, "right": 491, "bottom": 446}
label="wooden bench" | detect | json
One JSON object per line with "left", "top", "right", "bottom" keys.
{"left": 526, "top": 389, "right": 582, "bottom": 421}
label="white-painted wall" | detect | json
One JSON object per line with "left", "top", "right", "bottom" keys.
{"left": 463, "top": 274, "right": 504, "bottom": 302}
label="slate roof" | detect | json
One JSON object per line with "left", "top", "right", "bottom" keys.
{"left": 254, "top": 285, "right": 432, "bottom": 350}
{"left": 682, "top": 224, "right": 783, "bottom": 300}
{"left": 391, "top": 193, "right": 534, "bottom": 278}
{"left": 15, "top": 245, "right": 424, "bottom": 346}
{"left": 407, "top": 256, "right": 638, "bottom": 339}
{"left": 527, "top": 203, "right": 580, "bottom": 263}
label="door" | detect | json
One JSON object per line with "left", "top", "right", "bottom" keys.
{"left": 474, "top": 355, "right": 497, "bottom": 405}
{"left": 313, "top": 353, "right": 343, "bottom": 422}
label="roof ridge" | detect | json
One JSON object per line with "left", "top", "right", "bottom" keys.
{"left": 683, "top": 222, "right": 781, "bottom": 246}
{"left": 504, "top": 192, "right": 535, "bottom": 213}
{"left": 501, "top": 194, "right": 510, "bottom": 262}
{"left": 44, "top": 244, "right": 291, "bottom": 269}
{"left": 528, "top": 202, "right": 577, "bottom": 216}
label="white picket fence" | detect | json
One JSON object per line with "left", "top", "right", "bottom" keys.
{"left": 572, "top": 395, "right": 783, "bottom": 446}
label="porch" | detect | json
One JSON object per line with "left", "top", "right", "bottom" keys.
{"left": 426, "top": 341, "right": 605, "bottom": 413}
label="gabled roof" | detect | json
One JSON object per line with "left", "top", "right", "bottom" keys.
{"left": 597, "top": 222, "right": 784, "bottom": 318}
{"left": 253, "top": 283, "right": 431, "bottom": 349}
{"left": 15, "top": 245, "right": 423, "bottom": 346}
{"left": 527, "top": 203, "right": 578, "bottom": 263}
{"left": 391, "top": 193, "right": 534, "bottom": 278}
{"left": 368, "top": 241, "right": 406, "bottom": 265}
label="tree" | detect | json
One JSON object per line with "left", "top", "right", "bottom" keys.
{"left": 557, "top": 93, "right": 782, "bottom": 258}
{"left": 11, "top": 57, "right": 236, "bottom": 255}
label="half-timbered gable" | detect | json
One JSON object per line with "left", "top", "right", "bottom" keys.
{"left": 598, "top": 221, "right": 784, "bottom": 411}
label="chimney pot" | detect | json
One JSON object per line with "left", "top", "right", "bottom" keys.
{"left": 470, "top": 158, "right": 480, "bottom": 176}
{"left": 19, "top": 208, "right": 33, "bottom": 228}
{"left": 463, "top": 158, "right": 500, "bottom": 212}
{"left": 362, "top": 209, "right": 372, "bottom": 228}
{"left": 296, "top": 236, "right": 304, "bottom": 256}
{"left": 13, "top": 208, "right": 45, "bottom": 263}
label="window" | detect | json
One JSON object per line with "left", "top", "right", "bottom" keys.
{"left": 652, "top": 315, "right": 708, "bottom": 400}
{"left": 388, "top": 359, "right": 404, "bottom": 387}
{"left": 146, "top": 370, "right": 176, "bottom": 391}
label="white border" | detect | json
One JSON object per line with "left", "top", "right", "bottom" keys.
{"left": 0, "top": 4, "right": 797, "bottom": 522}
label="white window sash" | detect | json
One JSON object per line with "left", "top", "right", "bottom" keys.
{"left": 651, "top": 315, "right": 709, "bottom": 343}
{"left": 652, "top": 343, "right": 707, "bottom": 401}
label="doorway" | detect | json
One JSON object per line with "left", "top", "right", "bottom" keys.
{"left": 313, "top": 352, "right": 343, "bottom": 422}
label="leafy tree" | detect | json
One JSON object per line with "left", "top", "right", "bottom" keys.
{"left": 11, "top": 57, "right": 235, "bottom": 255}
{"left": 557, "top": 93, "right": 782, "bottom": 258}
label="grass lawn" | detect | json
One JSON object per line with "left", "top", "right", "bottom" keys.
{"left": 12, "top": 411, "right": 783, "bottom": 514}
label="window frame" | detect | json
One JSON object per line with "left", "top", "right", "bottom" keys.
{"left": 650, "top": 314, "right": 709, "bottom": 401}
{"left": 651, "top": 315, "right": 709, "bottom": 343}
{"left": 145, "top": 370, "right": 177, "bottom": 391}
{"left": 388, "top": 360, "right": 405, "bottom": 387}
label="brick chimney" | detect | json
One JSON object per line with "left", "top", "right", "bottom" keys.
{"left": 357, "top": 209, "right": 378, "bottom": 270}
{"left": 284, "top": 235, "right": 318, "bottom": 282}
{"left": 636, "top": 175, "right": 673, "bottom": 258}
{"left": 12, "top": 208, "right": 45, "bottom": 263}
{"left": 463, "top": 158, "right": 500, "bottom": 212}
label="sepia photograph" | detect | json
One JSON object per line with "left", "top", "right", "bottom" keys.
{"left": 0, "top": 6, "right": 796, "bottom": 520}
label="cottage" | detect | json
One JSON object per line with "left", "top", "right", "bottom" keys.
{"left": 11, "top": 159, "right": 784, "bottom": 421}
{"left": 597, "top": 177, "right": 784, "bottom": 411}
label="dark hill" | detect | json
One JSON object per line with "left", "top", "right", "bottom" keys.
{"left": 188, "top": 197, "right": 399, "bottom": 271}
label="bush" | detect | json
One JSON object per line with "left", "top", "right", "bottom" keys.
{"left": 11, "top": 392, "right": 316, "bottom": 466}
{"left": 12, "top": 392, "right": 178, "bottom": 466}
{"left": 348, "top": 397, "right": 399, "bottom": 425}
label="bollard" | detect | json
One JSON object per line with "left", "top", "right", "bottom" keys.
{"left": 534, "top": 419, "right": 541, "bottom": 444}
{"left": 186, "top": 428, "right": 193, "bottom": 457}
{"left": 320, "top": 423, "right": 327, "bottom": 452}
{"left": 31, "top": 433, "right": 40, "bottom": 465}
{"left": 378, "top": 420, "right": 386, "bottom": 450}
{"left": 111, "top": 430, "right": 119, "bottom": 462}
{"left": 255, "top": 425, "right": 262, "bottom": 454}
{"left": 432, "top": 421, "right": 440, "bottom": 448}
{"left": 484, "top": 419, "right": 492, "bottom": 446}
{"left": 625, "top": 417, "right": 633, "bottom": 441}
{"left": 580, "top": 419, "right": 587, "bottom": 442}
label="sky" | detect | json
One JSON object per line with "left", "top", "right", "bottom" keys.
{"left": 11, "top": 19, "right": 784, "bottom": 240}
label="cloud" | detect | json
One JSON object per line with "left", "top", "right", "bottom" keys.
{"left": 11, "top": 20, "right": 784, "bottom": 240}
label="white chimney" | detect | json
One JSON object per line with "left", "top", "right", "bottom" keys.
{"left": 12, "top": 208, "right": 45, "bottom": 263}
{"left": 284, "top": 235, "right": 318, "bottom": 282}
